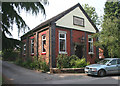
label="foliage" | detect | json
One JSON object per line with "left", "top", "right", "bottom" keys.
{"left": 73, "top": 58, "right": 90, "bottom": 68}
{"left": 2, "top": 1, "right": 48, "bottom": 55}
{"left": 69, "top": 55, "right": 79, "bottom": 67}
{"left": 82, "top": 4, "right": 100, "bottom": 26}
{"left": 56, "top": 54, "right": 70, "bottom": 69}
{"left": 2, "top": 49, "right": 20, "bottom": 61}
{"left": 56, "top": 55, "right": 90, "bottom": 69}
{"left": 40, "top": 61, "right": 49, "bottom": 72}
{"left": 94, "top": 1, "right": 120, "bottom": 58}
{"left": 2, "top": 1, "right": 48, "bottom": 36}
{"left": 104, "top": 1, "right": 120, "bottom": 19}
{"left": 2, "top": 32, "right": 21, "bottom": 51}
{"left": 15, "top": 56, "right": 49, "bottom": 72}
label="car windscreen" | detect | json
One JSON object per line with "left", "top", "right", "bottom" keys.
{"left": 97, "top": 60, "right": 110, "bottom": 65}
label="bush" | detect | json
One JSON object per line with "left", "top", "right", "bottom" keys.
{"left": 69, "top": 55, "right": 79, "bottom": 67}
{"left": 15, "top": 56, "right": 49, "bottom": 72}
{"left": 15, "top": 57, "right": 23, "bottom": 66}
{"left": 2, "top": 49, "right": 19, "bottom": 61}
{"left": 56, "top": 55, "right": 90, "bottom": 69}
{"left": 56, "top": 54, "right": 70, "bottom": 69}
{"left": 41, "top": 61, "right": 49, "bottom": 72}
{"left": 74, "top": 58, "right": 90, "bottom": 68}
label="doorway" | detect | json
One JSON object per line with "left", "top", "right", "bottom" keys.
{"left": 75, "top": 45, "right": 84, "bottom": 59}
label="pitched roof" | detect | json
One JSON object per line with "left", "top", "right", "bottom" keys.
{"left": 22, "top": 3, "right": 98, "bottom": 37}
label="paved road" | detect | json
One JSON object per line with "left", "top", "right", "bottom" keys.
{"left": 1, "top": 61, "right": 120, "bottom": 85}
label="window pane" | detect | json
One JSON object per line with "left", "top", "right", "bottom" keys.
{"left": 110, "top": 60, "right": 117, "bottom": 65}
{"left": 43, "top": 35, "right": 46, "bottom": 39}
{"left": 89, "top": 42, "right": 93, "bottom": 52}
{"left": 73, "top": 16, "right": 84, "bottom": 26}
{"left": 32, "top": 44, "right": 34, "bottom": 53}
{"left": 117, "top": 59, "right": 120, "bottom": 64}
{"left": 24, "top": 44, "right": 26, "bottom": 54}
{"left": 60, "top": 34, "right": 65, "bottom": 38}
{"left": 31, "top": 39, "right": 34, "bottom": 54}
{"left": 42, "top": 35, "right": 46, "bottom": 52}
{"left": 43, "top": 40, "right": 46, "bottom": 52}
{"left": 89, "top": 42, "right": 91, "bottom": 52}
{"left": 88, "top": 38, "right": 92, "bottom": 41}
{"left": 60, "top": 39, "right": 65, "bottom": 52}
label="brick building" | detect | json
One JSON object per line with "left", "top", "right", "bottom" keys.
{"left": 21, "top": 3, "right": 99, "bottom": 68}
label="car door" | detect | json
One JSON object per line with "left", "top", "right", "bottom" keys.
{"left": 106, "top": 59, "right": 118, "bottom": 74}
{"left": 117, "top": 59, "right": 120, "bottom": 74}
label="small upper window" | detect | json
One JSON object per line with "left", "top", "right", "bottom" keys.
{"left": 88, "top": 35, "right": 93, "bottom": 54}
{"left": 42, "top": 34, "right": 46, "bottom": 53}
{"left": 73, "top": 16, "right": 84, "bottom": 27}
{"left": 31, "top": 39, "right": 34, "bottom": 54}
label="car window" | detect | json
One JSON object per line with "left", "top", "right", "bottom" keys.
{"left": 117, "top": 59, "right": 120, "bottom": 64}
{"left": 110, "top": 60, "right": 117, "bottom": 65}
{"left": 97, "top": 60, "right": 110, "bottom": 65}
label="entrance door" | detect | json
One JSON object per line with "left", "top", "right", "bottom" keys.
{"left": 75, "top": 45, "right": 83, "bottom": 59}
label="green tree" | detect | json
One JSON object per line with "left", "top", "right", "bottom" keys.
{"left": 82, "top": 4, "right": 100, "bottom": 26}
{"left": 94, "top": 1, "right": 120, "bottom": 58}
{"left": 1, "top": 1, "right": 48, "bottom": 51}
{"left": 104, "top": 1, "right": 120, "bottom": 19}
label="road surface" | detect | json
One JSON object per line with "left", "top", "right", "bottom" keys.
{"left": 1, "top": 60, "right": 120, "bottom": 85}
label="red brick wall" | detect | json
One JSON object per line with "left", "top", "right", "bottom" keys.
{"left": 38, "top": 29, "right": 49, "bottom": 63}
{"left": 72, "top": 30, "right": 85, "bottom": 43}
{"left": 55, "top": 28, "right": 97, "bottom": 64}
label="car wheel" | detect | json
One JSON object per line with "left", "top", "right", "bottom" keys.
{"left": 98, "top": 70, "right": 106, "bottom": 77}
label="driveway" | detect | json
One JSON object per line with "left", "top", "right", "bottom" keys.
{"left": 1, "top": 61, "right": 120, "bottom": 85}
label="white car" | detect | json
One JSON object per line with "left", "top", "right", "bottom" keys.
{"left": 85, "top": 58, "right": 120, "bottom": 77}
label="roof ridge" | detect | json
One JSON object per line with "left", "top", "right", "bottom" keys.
{"left": 21, "top": 3, "right": 98, "bottom": 38}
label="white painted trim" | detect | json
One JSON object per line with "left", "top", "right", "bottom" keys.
{"left": 59, "top": 30, "right": 67, "bottom": 34}
{"left": 59, "top": 31, "right": 67, "bottom": 54}
{"left": 88, "top": 35, "right": 94, "bottom": 54}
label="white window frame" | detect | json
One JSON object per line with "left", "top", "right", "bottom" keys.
{"left": 88, "top": 35, "right": 94, "bottom": 54}
{"left": 23, "top": 43, "right": 26, "bottom": 55}
{"left": 42, "top": 34, "right": 46, "bottom": 53}
{"left": 31, "top": 39, "right": 34, "bottom": 54}
{"left": 59, "top": 31, "right": 67, "bottom": 54}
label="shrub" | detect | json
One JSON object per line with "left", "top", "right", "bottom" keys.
{"left": 56, "top": 54, "right": 70, "bottom": 69}
{"left": 69, "top": 55, "right": 79, "bottom": 67}
{"left": 74, "top": 58, "right": 90, "bottom": 68}
{"left": 56, "top": 54, "right": 90, "bottom": 69}
{"left": 41, "top": 61, "right": 49, "bottom": 72}
{"left": 15, "top": 57, "right": 23, "bottom": 66}
{"left": 2, "top": 49, "right": 19, "bottom": 61}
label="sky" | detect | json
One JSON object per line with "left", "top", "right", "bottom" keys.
{"left": 8, "top": 0, "right": 107, "bottom": 40}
